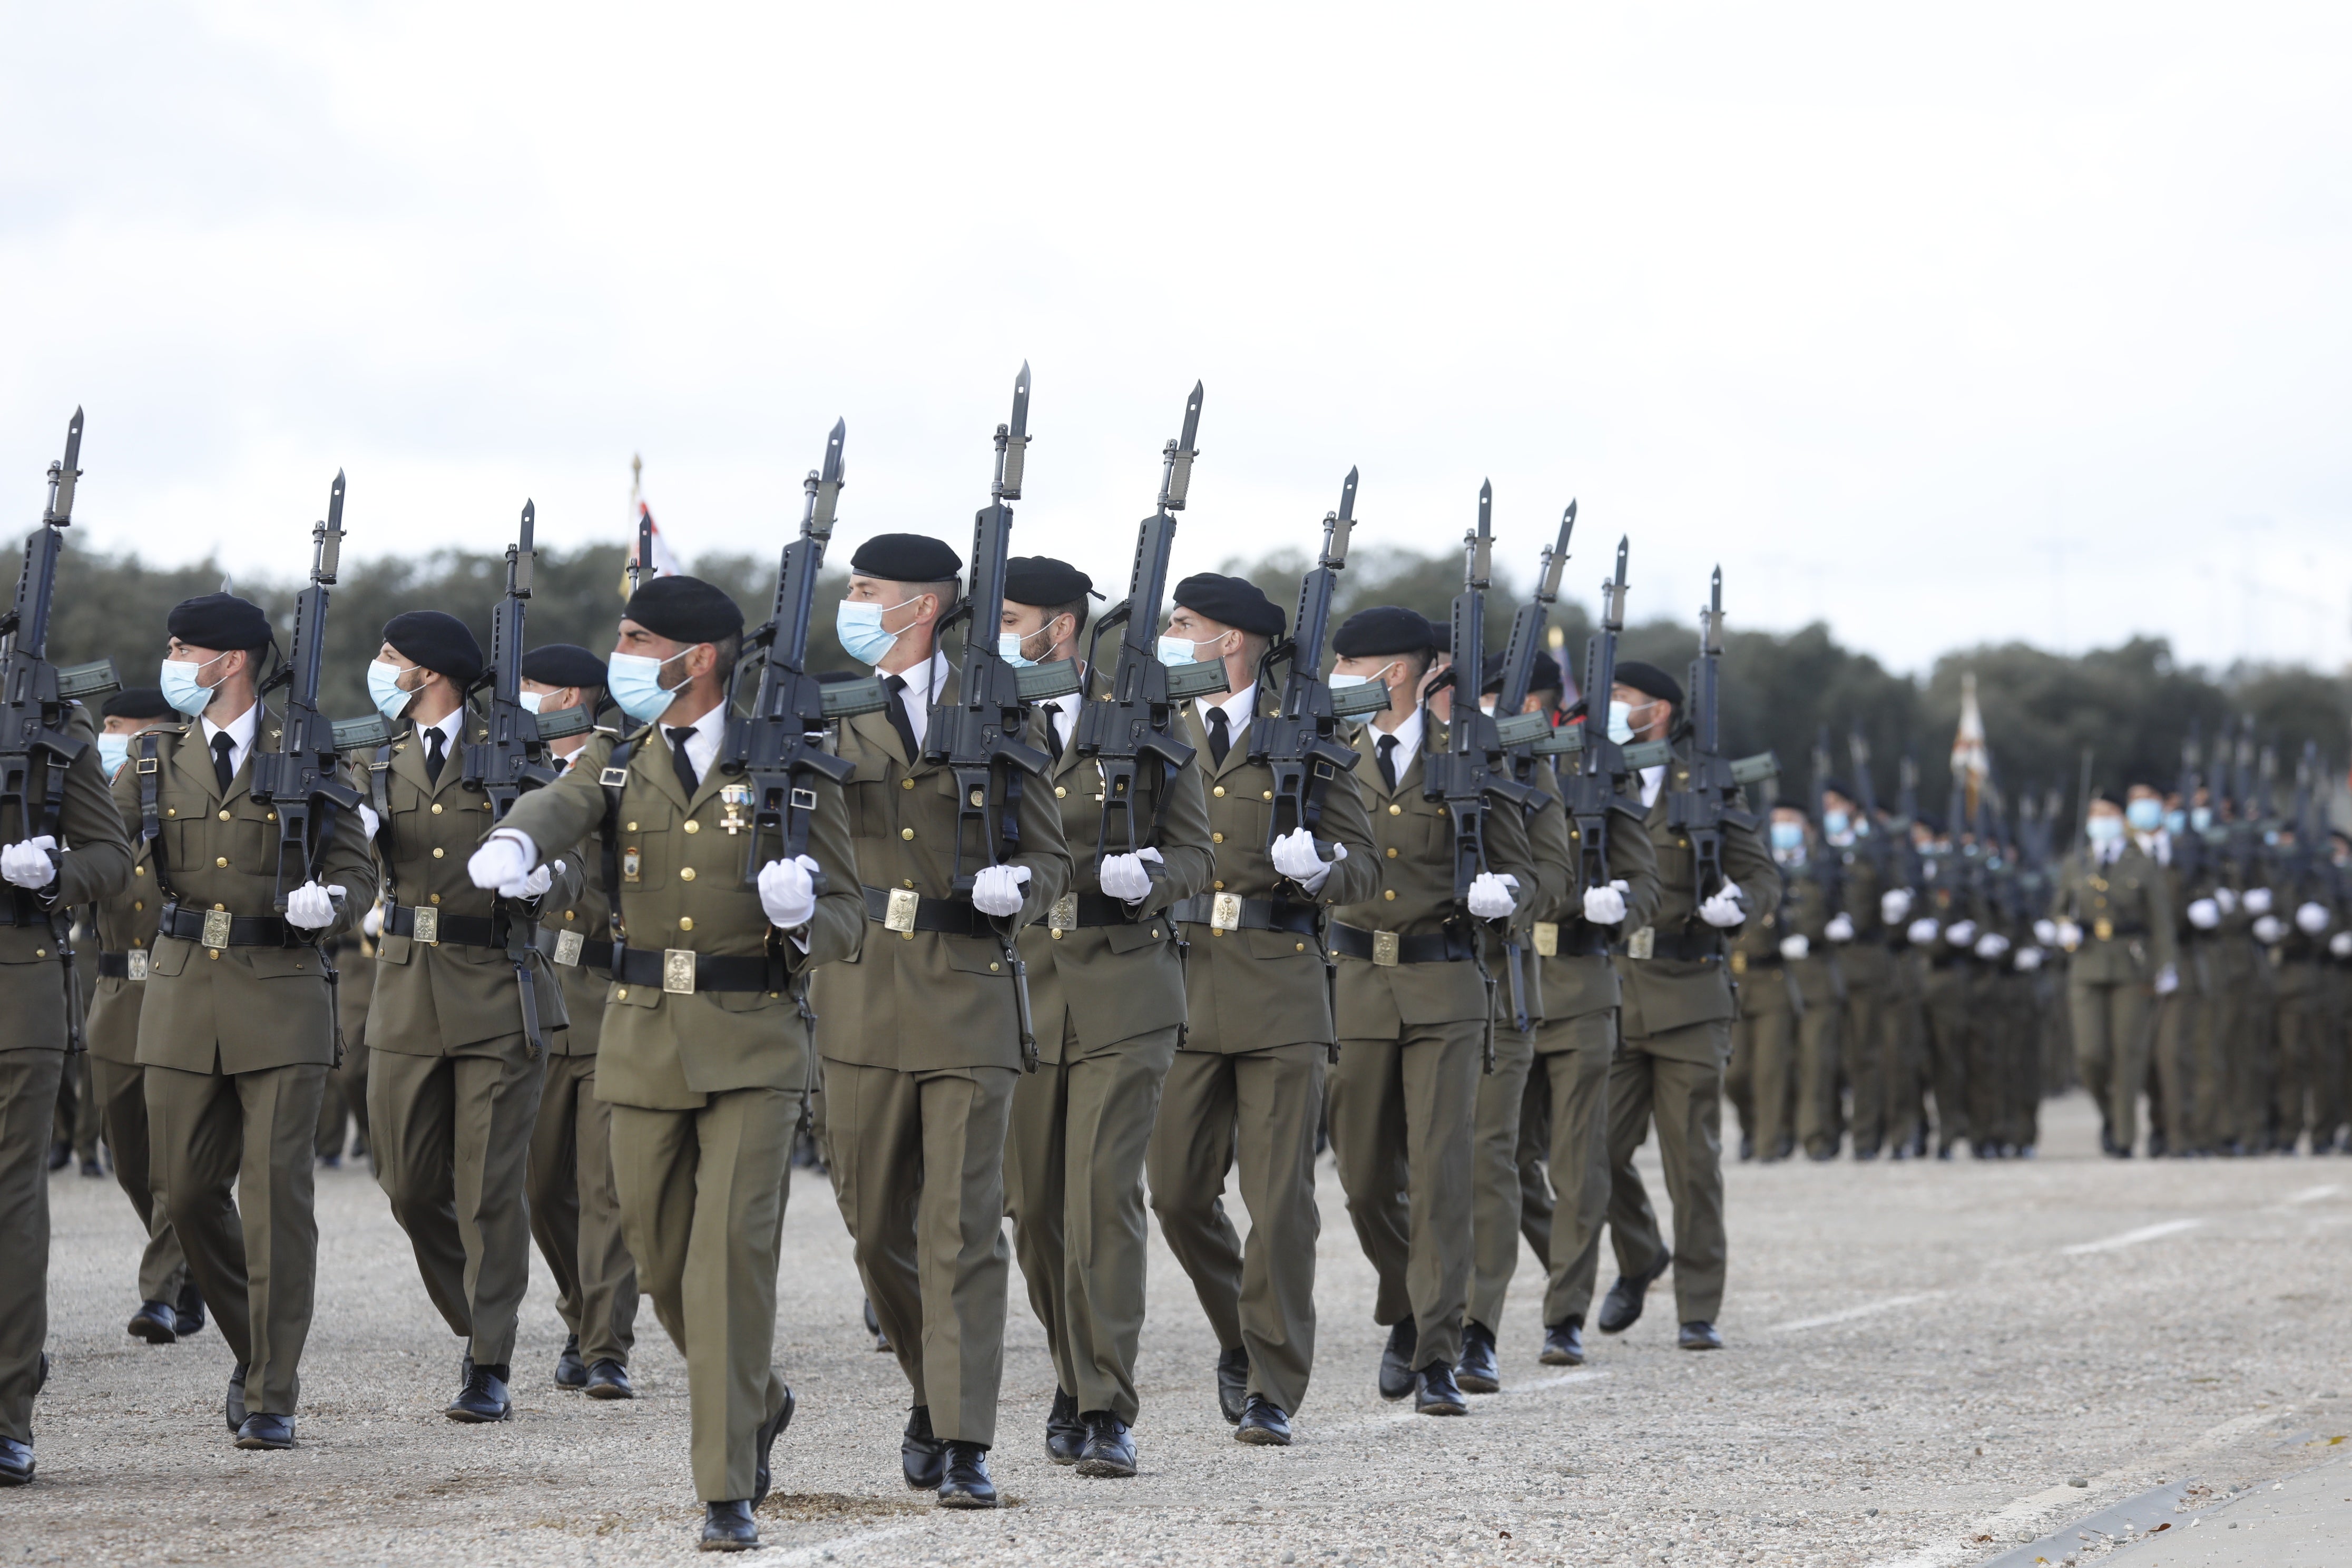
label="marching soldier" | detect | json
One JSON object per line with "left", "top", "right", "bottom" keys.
{"left": 85, "top": 688, "right": 204, "bottom": 1344}
{"left": 1325, "top": 607, "right": 1537, "bottom": 1416}
{"left": 997, "top": 557, "right": 1214, "bottom": 1476}
{"left": 813, "top": 534, "right": 1072, "bottom": 1507}
{"left": 1144, "top": 572, "right": 1377, "bottom": 1445}
{"left": 2050, "top": 791, "right": 2177, "bottom": 1155}
{"left": 2124, "top": 786, "right": 2190, "bottom": 1155}
{"left": 1818, "top": 782, "right": 1904, "bottom": 1160}
{"left": 1594, "top": 661, "right": 1777, "bottom": 1351}
{"left": 360, "top": 611, "right": 564, "bottom": 1422}
{"left": 1907, "top": 818, "right": 1980, "bottom": 1158}
{"left": 473, "top": 574, "right": 864, "bottom": 1551}
{"left": 315, "top": 912, "right": 375, "bottom": 1167}
{"left": 1, "top": 674, "right": 133, "bottom": 1485}
{"left": 1726, "top": 804, "right": 1839, "bottom": 1163}
{"left": 121, "top": 592, "right": 373, "bottom": 1449}
{"left": 518, "top": 643, "right": 639, "bottom": 1398}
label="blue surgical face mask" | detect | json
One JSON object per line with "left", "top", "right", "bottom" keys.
{"left": 2087, "top": 814, "right": 2123, "bottom": 844}
{"left": 1606, "top": 700, "right": 1633, "bottom": 745}
{"left": 607, "top": 651, "right": 686, "bottom": 723}
{"left": 1770, "top": 821, "right": 1805, "bottom": 851}
{"left": 997, "top": 628, "right": 1047, "bottom": 669}
{"left": 96, "top": 733, "right": 133, "bottom": 777}
{"left": 1328, "top": 661, "right": 1395, "bottom": 693}
{"left": 2190, "top": 806, "right": 2213, "bottom": 832}
{"left": 2125, "top": 799, "right": 2163, "bottom": 832}
{"left": 1822, "top": 809, "right": 1850, "bottom": 838}
{"left": 160, "top": 651, "right": 230, "bottom": 717}
{"left": 1160, "top": 632, "right": 1223, "bottom": 667}
{"left": 2163, "top": 808, "right": 2187, "bottom": 835}
{"left": 837, "top": 596, "right": 918, "bottom": 668}
{"left": 518, "top": 690, "right": 545, "bottom": 714}
{"left": 367, "top": 660, "right": 417, "bottom": 722}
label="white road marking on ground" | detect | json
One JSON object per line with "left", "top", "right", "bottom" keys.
{"left": 1316, "top": 1369, "right": 1610, "bottom": 1435}
{"left": 769, "top": 1524, "right": 917, "bottom": 1564}
{"left": 2281, "top": 1182, "right": 2340, "bottom": 1205}
{"left": 1767, "top": 1292, "right": 1945, "bottom": 1332}
{"left": 2060, "top": 1218, "right": 2202, "bottom": 1255}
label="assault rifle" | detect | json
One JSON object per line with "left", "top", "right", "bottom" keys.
{"left": 1488, "top": 503, "right": 1575, "bottom": 788}
{"left": 1845, "top": 729, "right": 1905, "bottom": 890}
{"left": 1664, "top": 567, "right": 1759, "bottom": 914}
{"left": 1250, "top": 468, "right": 1386, "bottom": 847}
{"left": 1075, "top": 381, "right": 1230, "bottom": 863}
{"left": 723, "top": 419, "right": 856, "bottom": 886}
{"left": 2173, "top": 722, "right": 2206, "bottom": 882}
{"left": 1809, "top": 724, "right": 1844, "bottom": 917}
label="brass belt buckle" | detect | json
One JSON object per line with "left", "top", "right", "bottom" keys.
{"left": 1627, "top": 925, "right": 1657, "bottom": 961}
{"left": 126, "top": 949, "right": 150, "bottom": 982}
{"left": 200, "top": 909, "right": 233, "bottom": 950}
{"left": 1048, "top": 893, "right": 1077, "bottom": 933}
{"left": 1372, "top": 930, "right": 1400, "bottom": 967}
{"left": 1731, "top": 948, "right": 1748, "bottom": 976}
{"left": 1210, "top": 893, "right": 1242, "bottom": 932}
{"left": 411, "top": 906, "right": 439, "bottom": 945}
{"left": 2093, "top": 917, "right": 2114, "bottom": 942}
{"left": 1532, "top": 920, "right": 1560, "bottom": 958}
{"left": 884, "top": 887, "right": 919, "bottom": 935}
{"left": 662, "top": 948, "right": 697, "bottom": 995}
{"left": 553, "top": 929, "right": 584, "bottom": 967}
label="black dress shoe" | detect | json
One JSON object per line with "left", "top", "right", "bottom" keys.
{"left": 1215, "top": 1344, "right": 1250, "bottom": 1424}
{"left": 234, "top": 1413, "right": 295, "bottom": 1450}
{"left": 751, "top": 1385, "right": 795, "bottom": 1508}
{"left": 1454, "top": 1320, "right": 1500, "bottom": 1393}
{"left": 447, "top": 1359, "right": 513, "bottom": 1422}
{"left": 173, "top": 1281, "right": 206, "bottom": 1338}
{"left": 555, "top": 1334, "right": 589, "bottom": 1389}
{"left": 1074, "top": 1411, "right": 1136, "bottom": 1478}
{"left": 46, "top": 1140, "right": 70, "bottom": 1172}
{"left": 79, "top": 1156, "right": 104, "bottom": 1178}
{"left": 1377, "top": 1319, "right": 1418, "bottom": 1400}
{"left": 937, "top": 1442, "right": 999, "bottom": 1508}
{"left": 0, "top": 1436, "right": 31, "bottom": 1486}
{"left": 584, "top": 1359, "right": 633, "bottom": 1400}
{"left": 863, "top": 1296, "right": 891, "bottom": 1353}
{"left": 1853, "top": 1142, "right": 1880, "bottom": 1161}
{"left": 226, "top": 1363, "right": 249, "bottom": 1433}
{"left": 1045, "top": 1388, "right": 1085, "bottom": 1464}
{"left": 1538, "top": 1318, "right": 1585, "bottom": 1367}
{"left": 1678, "top": 1320, "right": 1724, "bottom": 1351}
{"left": 1597, "top": 1251, "right": 1671, "bottom": 1335}
{"left": 128, "top": 1300, "right": 178, "bottom": 1345}
{"left": 1234, "top": 1395, "right": 1291, "bottom": 1446}
{"left": 699, "top": 1500, "right": 759, "bottom": 1552}
{"left": 318, "top": 1152, "right": 341, "bottom": 1171}
{"left": 1414, "top": 1364, "right": 1468, "bottom": 1416}
{"left": 901, "top": 1405, "right": 946, "bottom": 1491}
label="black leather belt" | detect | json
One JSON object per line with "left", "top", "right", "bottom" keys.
{"left": 1617, "top": 926, "right": 1723, "bottom": 962}
{"left": 543, "top": 931, "right": 617, "bottom": 972}
{"left": 611, "top": 946, "right": 779, "bottom": 993}
{"left": 1052, "top": 892, "right": 1136, "bottom": 929}
{"left": 385, "top": 905, "right": 508, "bottom": 947}
{"left": 861, "top": 885, "right": 992, "bottom": 936}
{"left": 1169, "top": 895, "right": 1321, "bottom": 936}
{"left": 1537, "top": 920, "right": 1615, "bottom": 959}
{"left": 1328, "top": 922, "right": 1474, "bottom": 965}
{"left": 157, "top": 903, "right": 292, "bottom": 947}
{"left": 96, "top": 952, "right": 136, "bottom": 978}
{"left": 1734, "top": 948, "right": 1785, "bottom": 969}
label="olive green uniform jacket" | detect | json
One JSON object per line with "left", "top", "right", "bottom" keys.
{"left": 1614, "top": 761, "right": 1782, "bottom": 1054}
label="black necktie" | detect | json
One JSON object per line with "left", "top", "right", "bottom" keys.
{"left": 668, "top": 726, "right": 700, "bottom": 797}
{"left": 1206, "top": 706, "right": 1230, "bottom": 766}
{"left": 883, "top": 674, "right": 922, "bottom": 762}
{"left": 1045, "top": 705, "right": 1064, "bottom": 762}
{"left": 424, "top": 727, "right": 446, "bottom": 785}
{"left": 1377, "top": 733, "right": 1399, "bottom": 790}
{"left": 211, "top": 731, "right": 237, "bottom": 793}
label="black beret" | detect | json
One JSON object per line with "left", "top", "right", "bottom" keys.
{"left": 521, "top": 643, "right": 607, "bottom": 692}
{"left": 1818, "top": 777, "right": 1854, "bottom": 802}
{"left": 1915, "top": 811, "right": 1946, "bottom": 834}
{"left": 1612, "top": 660, "right": 1684, "bottom": 707}
{"left": 167, "top": 593, "right": 271, "bottom": 652}
{"left": 1480, "top": 649, "right": 1563, "bottom": 696}
{"left": 1003, "top": 556, "right": 1094, "bottom": 607}
{"left": 102, "top": 687, "right": 174, "bottom": 722}
{"left": 624, "top": 574, "right": 744, "bottom": 645}
{"left": 1332, "top": 606, "right": 1438, "bottom": 659}
{"left": 383, "top": 611, "right": 485, "bottom": 687}
{"left": 851, "top": 533, "right": 962, "bottom": 582}
{"left": 1171, "top": 573, "right": 1286, "bottom": 638}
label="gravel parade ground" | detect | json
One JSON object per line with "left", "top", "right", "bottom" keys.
{"left": 8, "top": 1090, "right": 2347, "bottom": 1567}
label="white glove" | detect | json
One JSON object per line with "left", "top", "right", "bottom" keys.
{"left": 1778, "top": 934, "right": 1810, "bottom": 961}
{"left": 2243, "top": 886, "right": 2273, "bottom": 915}
{"left": 1824, "top": 913, "right": 1855, "bottom": 944}
{"left": 2186, "top": 897, "right": 2220, "bottom": 930}
{"left": 2153, "top": 963, "right": 2179, "bottom": 996}
{"left": 1944, "top": 918, "right": 1978, "bottom": 947}
{"left": 498, "top": 863, "right": 553, "bottom": 900}
{"left": 2015, "top": 946, "right": 2044, "bottom": 972}
{"left": 2253, "top": 914, "right": 2284, "bottom": 944}
{"left": 1974, "top": 932, "right": 2010, "bottom": 959}
{"left": 758, "top": 854, "right": 821, "bottom": 928}
{"left": 2033, "top": 918, "right": 2058, "bottom": 946}
{"left": 2331, "top": 930, "right": 2352, "bottom": 958}
{"left": 362, "top": 903, "right": 384, "bottom": 937}
{"left": 2056, "top": 919, "right": 2083, "bottom": 948}
{"left": 2213, "top": 886, "right": 2239, "bottom": 915}
{"left": 358, "top": 802, "right": 381, "bottom": 841}
{"left": 2296, "top": 900, "right": 2331, "bottom": 934}
{"left": 0, "top": 835, "right": 57, "bottom": 889}
{"left": 286, "top": 881, "right": 340, "bottom": 930}
{"left": 1467, "top": 872, "right": 1520, "bottom": 919}
{"left": 1271, "top": 827, "right": 1344, "bottom": 894}
{"left": 971, "top": 863, "right": 1033, "bottom": 917}
{"left": 1698, "top": 880, "right": 1745, "bottom": 928}
{"left": 467, "top": 830, "right": 537, "bottom": 890}
{"left": 1880, "top": 888, "right": 1913, "bottom": 924}
{"left": 1581, "top": 881, "right": 1628, "bottom": 925}
{"left": 1097, "top": 847, "right": 1163, "bottom": 905}
{"left": 1907, "top": 917, "right": 1940, "bottom": 945}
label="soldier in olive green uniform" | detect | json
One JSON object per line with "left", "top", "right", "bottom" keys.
{"left": 1906, "top": 822, "right": 1984, "bottom": 1157}
{"left": 997, "top": 557, "right": 1214, "bottom": 1477}
{"left": 1595, "top": 662, "right": 1779, "bottom": 1350}
{"left": 122, "top": 593, "right": 374, "bottom": 1451}
{"left": 478, "top": 575, "right": 865, "bottom": 1552}
{"left": 1, "top": 691, "right": 134, "bottom": 1485}
{"left": 2050, "top": 792, "right": 2178, "bottom": 1155}
{"left": 1818, "top": 783, "right": 1906, "bottom": 1159}
{"left": 2256, "top": 822, "right": 2338, "bottom": 1153}
{"left": 1325, "top": 608, "right": 1538, "bottom": 1416}
{"left": 360, "top": 611, "right": 565, "bottom": 1423}
{"left": 518, "top": 644, "right": 639, "bottom": 1398}
{"left": 317, "top": 927, "right": 374, "bottom": 1163}
{"left": 1727, "top": 805, "right": 1840, "bottom": 1163}
{"left": 1143, "top": 573, "right": 1378, "bottom": 1445}
{"left": 813, "top": 534, "right": 1072, "bottom": 1508}
{"left": 84, "top": 689, "right": 201, "bottom": 1344}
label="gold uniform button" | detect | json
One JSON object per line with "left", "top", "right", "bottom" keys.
{"left": 564, "top": 910, "right": 574, "bottom": 920}
{"left": 903, "top": 878, "right": 915, "bottom": 889}
{"left": 1213, "top": 786, "right": 1226, "bottom": 798}
{"left": 680, "top": 867, "right": 696, "bottom": 881}
{"left": 1151, "top": 929, "right": 1161, "bottom": 938}
{"left": 1210, "top": 927, "right": 1223, "bottom": 938}
{"left": 1295, "top": 942, "right": 1306, "bottom": 952}
{"left": 217, "top": 809, "right": 230, "bottom": 821}
{"left": 1388, "top": 803, "right": 1403, "bottom": 816}
{"left": 208, "top": 950, "right": 219, "bottom": 961}
{"left": 432, "top": 847, "right": 445, "bottom": 859}
{"left": 1262, "top": 790, "right": 1272, "bottom": 801}
{"left": 134, "top": 866, "right": 145, "bottom": 878}
{"left": 902, "top": 779, "right": 915, "bottom": 790}
{"left": 1212, "top": 880, "right": 1225, "bottom": 891}
{"left": 1211, "top": 832, "right": 1224, "bottom": 844}
{"left": 1384, "top": 889, "right": 1398, "bottom": 901}
{"left": 214, "top": 856, "right": 228, "bottom": 868}
{"left": 34, "top": 948, "right": 45, "bottom": 958}
{"left": 628, "top": 821, "right": 640, "bottom": 831}
{"left": 901, "top": 828, "right": 915, "bottom": 840}
{"left": 165, "top": 808, "right": 176, "bottom": 818}
{"left": 684, "top": 820, "right": 700, "bottom": 834}
{"left": 213, "top": 903, "right": 226, "bottom": 911}
{"left": 1050, "top": 928, "right": 1063, "bottom": 940}
{"left": 1385, "top": 847, "right": 1398, "bottom": 859}
{"left": 266, "top": 812, "right": 276, "bottom": 822}
{"left": 132, "top": 900, "right": 143, "bottom": 911}
{"left": 617, "top": 987, "right": 629, "bottom": 999}
{"left": 1055, "top": 786, "right": 1066, "bottom": 799}
{"left": 988, "top": 961, "right": 1001, "bottom": 972}
{"left": 430, "top": 803, "right": 444, "bottom": 815}
{"left": 429, "top": 894, "right": 442, "bottom": 905}
{"left": 678, "top": 917, "right": 694, "bottom": 932}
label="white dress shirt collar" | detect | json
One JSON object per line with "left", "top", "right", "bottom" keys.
{"left": 1371, "top": 707, "right": 1425, "bottom": 782}
{"left": 1640, "top": 763, "right": 1668, "bottom": 809}
{"left": 887, "top": 649, "right": 950, "bottom": 750}
{"left": 1196, "top": 681, "right": 1257, "bottom": 743}
{"left": 654, "top": 700, "right": 729, "bottom": 788}
{"left": 201, "top": 702, "right": 261, "bottom": 782}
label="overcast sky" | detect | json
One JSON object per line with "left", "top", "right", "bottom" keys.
{"left": 4, "top": 3, "right": 2348, "bottom": 675}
